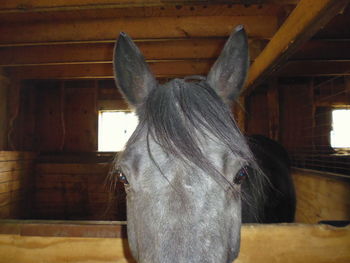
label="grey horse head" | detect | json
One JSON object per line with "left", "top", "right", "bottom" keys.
{"left": 112, "top": 25, "right": 256, "bottom": 263}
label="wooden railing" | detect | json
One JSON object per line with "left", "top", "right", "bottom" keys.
{"left": 0, "top": 220, "right": 349, "bottom": 263}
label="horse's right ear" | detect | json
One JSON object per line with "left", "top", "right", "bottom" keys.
{"left": 207, "top": 25, "right": 249, "bottom": 105}
{"left": 113, "top": 32, "right": 157, "bottom": 108}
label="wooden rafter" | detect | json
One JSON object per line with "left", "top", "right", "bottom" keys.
{"left": 0, "top": 15, "right": 277, "bottom": 45}
{"left": 277, "top": 60, "right": 350, "bottom": 76}
{"left": 7, "top": 60, "right": 213, "bottom": 80}
{"left": 0, "top": 1, "right": 300, "bottom": 13}
{"left": 242, "top": 0, "right": 349, "bottom": 96}
{"left": 0, "top": 39, "right": 266, "bottom": 67}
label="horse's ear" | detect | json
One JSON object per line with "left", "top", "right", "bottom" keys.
{"left": 113, "top": 32, "right": 157, "bottom": 108}
{"left": 207, "top": 25, "right": 249, "bottom": 105}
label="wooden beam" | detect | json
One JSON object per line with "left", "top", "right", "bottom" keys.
{"left": 293, "top": 39, "right": 350, "bottom": 60}
{"left": 0, "top": 1, "right": 300, "bottom": 13}
{"left": 0, "top": 5, "right": 290, "bottom": 24}
{"left": 277, "top": 60, "right": 350, "bottom": 76}
{"left": 0, "top": 39, "right": 266, "bottom": 66}
{"left": 242, "top": 0, "right": 349, "bottom": 96}
{"left": 0, "top": 16, "right": 277, "bottom": 45}
{"left": 7, "top": 60, "right": 213, "bottom": 80}
{"left": 0, "top": 222, "right": 349, "bottom": 263}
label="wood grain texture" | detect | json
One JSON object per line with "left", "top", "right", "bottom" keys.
{"left": 0, "top": 151, "right": 36, "bottom": 219}
{"left": 33, "top": 162, "right": 125, "bottom": 220}
{"left": 292, "top": 168, "right": 350, "bottom": 224}
{"left": 0, "top": 223, "right": 348, "bottom": 263}
{"left": 0, "top": 73, "right": 9, "bottom": 150}
{"left": 0, "top": 0, "right": 299, "bottom": 12}
{"left": 0, "top": 39, "right": 266, "bottom": 66}
{"left": 8, "top": 60, "right": 213, "bottom": 80}
{"left": 0, "top": 16, "right": 277, "bottom": 45}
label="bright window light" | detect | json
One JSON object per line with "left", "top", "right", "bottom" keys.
{"left": 98, "top": 111, "right": 138, "bottom": 152}
{"left": 330, "top": 109, "right": 350, "bottom": 148}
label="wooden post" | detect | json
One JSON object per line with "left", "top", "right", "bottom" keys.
{"left": 267, "top": 79, "right": 280, "bottom": 141}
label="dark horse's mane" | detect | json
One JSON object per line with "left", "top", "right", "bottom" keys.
{"left": 127, "top": 78, "right": 264, "bottom": 193}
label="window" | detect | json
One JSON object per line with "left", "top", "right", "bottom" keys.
{"left": 330, "top": 109, "right": 350, "bottom": 149}
{"left": 98, "top": 110, "right": 138, "bottom": 152}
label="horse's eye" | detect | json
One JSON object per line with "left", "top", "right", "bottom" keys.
{"left": 234, "top": 167, "right": 247, "bottom": 185}
{"left": 116, "top": 169, "right": 129, "bottom": 185}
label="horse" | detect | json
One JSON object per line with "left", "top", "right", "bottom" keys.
{"left": 111, "top": 25, "right": 294, "bottom": 263}
{"left": 243, "top": 135, "right": 296, "bottom": 223}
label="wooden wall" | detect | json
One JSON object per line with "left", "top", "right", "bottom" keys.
{"left": 245, "top": 91, "right": 269, "bottom": 137}
{"left": 0, "top": 151, "right": 36, "bottom": 219}
{"left": 0, "top": 71, "right": 9, "bottom": 150}
{"left": 0, "top": 221, "right": 349, "bottom": 263}
{"left": 292, "top": 168, "right": 350, "bottom": 224}
{"left": 8, "top": 79, "right": 126, "bottom": 152}
{"left": 32, "top": 162, "right": 126, "bottom": 220}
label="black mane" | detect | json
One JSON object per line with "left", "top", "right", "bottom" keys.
{"left": 132, "top": 78, "right": 259, "bottom": 190}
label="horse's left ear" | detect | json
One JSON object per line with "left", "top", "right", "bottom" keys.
{"left": 207, "top": 25, "right": 249, "bottom": 105}
{"left": 113, "top": 32, "right": 157, "bottom": 108}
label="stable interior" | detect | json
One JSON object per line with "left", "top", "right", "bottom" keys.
{"left": 0, "top": 1, "right": 349, "bottom": 262}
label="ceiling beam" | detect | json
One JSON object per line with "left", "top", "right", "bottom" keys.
{"left": 277, "top": 60, "right": 350, "bottom": 76}
{"left": 7, "top": 60, "right": 213, "bottom": 80}
{"left": 0, "top": 1, "right": 300, "bottom": 13}
{"left": 242, "top": 0, "right": 349, "bottom": 96}
{"left": 293, "top": 39, "right": 350, "bottom": 60}
{"left": 0, "top": 16, "right": 277, "bottom": 45}
{"left": 0, "top": 5, "right": 287, "bottom": 24}
{"left": 0, "top": 39, "right": 266, "bottom": 67}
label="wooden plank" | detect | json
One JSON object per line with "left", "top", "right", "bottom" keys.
{"left": 0, "top": 16, "right": 277, "bottom": 45}
{"left": 0, "top": 1, "right": 299, "bottom": 12}
{"left": 34, "top": 82, "right": 64, "bottom": 151}
{"left": 279, "top": 82, "right": 314, "bottom": 150}
{"left": 0, "top": 72, "right": 9, "bottom": 150}
{"left": 0, "top": 224, "right": 349, "bottom": 263}
{"left": 266, "top": 80, "right": 280, "bottom": 140}
{"left": 277, "top": 60, "right": 350, "bottom": 76}
{"left": 35, "top": 174, "right": 109, "bottom": 184}
{"left": 8, "top": 60, "right": 213, "bottom": 80}
{"left": 292, "top": 168, "right": 350, "bottom": 224}
{"left": 0, "top": 160, "right": 33, "bottom": 173}
{"left": 245, "top": 92, "right": 269, "bottom": 136}
{"left": 36, "top": 163, "right": 110, "bottom": 174}
{"left": 242, "top": 0, "right": 349, "bottom": 96}
{"left": 63, "top": 84, "right": 98, "bottom": 152}
{"left": 0, "top": 38, "right": 266, "bottom": 66}
{"left": 0, "top": 170, "right": 28, "bottom": 183}
{"left": 0, "top": 151, "right": 36, "bottom": 161}
{"left": 0, "top": 204, "right": 21, "bottom": 218}
{"left": 0, "top": 234, "right": 135, "bottom": 263}
{"left": 293, "top": 39, "right": 350, "bottom": 60}
{"left": 0, "top": 181, "right": 22, "bottom": 194}
{"left": 34, "top": 182, "right": 110, "bottom": 194}
{"left": 17, "top": 82, "right": 38, "bottom": 151}
{"left": 0, "top": 4, "right": 288, "bottom": 25}
{"left": 0, "top": 191, "right": 24, "bottom": 207}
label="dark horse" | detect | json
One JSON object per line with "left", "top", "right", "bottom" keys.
{"left": 111, "top": 26, "right": 295, "bottom": 263}
{"left": 243, "top": 135, "right": 296, "bottom": 223}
